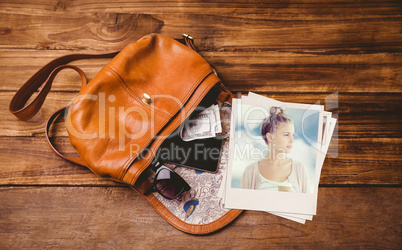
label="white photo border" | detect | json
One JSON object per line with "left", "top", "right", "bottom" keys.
{"left": 224, "top": 98, "right": 323, "bottom": 215}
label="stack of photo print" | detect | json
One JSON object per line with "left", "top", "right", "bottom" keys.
{"left": 218, "top": 92, "right": 337, "bottom": 223}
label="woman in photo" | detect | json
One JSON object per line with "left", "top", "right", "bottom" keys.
{"left": 240, "top": 107, "right": 310, "bottom": 193}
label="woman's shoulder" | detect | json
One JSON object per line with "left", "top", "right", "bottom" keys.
{"left": 243, "top": 161, "right": 259, "bottom": 174}
{"left": 289, "top": 159, "right": 310, "bottom": 193}
{"left": 292, "top": 159, "right": 303, "bottom": 167}
{"left": 240, "top": 161, "right": 259, "bottom": 189}
{"left": 291, "top": 159, "right": 308, "bottom": 173}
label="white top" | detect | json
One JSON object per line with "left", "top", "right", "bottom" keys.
{"left": 241, "top": 159, "right": 310, "bottom": 193}
{"left": 258, "top": 172, "right": 297, "bottom": 192}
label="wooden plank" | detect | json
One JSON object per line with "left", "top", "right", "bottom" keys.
{"left": 0, "top": 135, "right": 400, "bottom": 186}
{"left": 0, "top": 0, "right": 400, "bottom": 248}
{"left": 0, "top": 51, "right": 111, "bottom": 92}
{"left": 0, "top": 186, "right": 400, "bottom": 248}
{"left": 1, "top": 51, "right": 401, "bottom": 93}
{"left": 209, "top": 53, "right": 402, "bottom": 93}
{"left": 0, "top": 8, "right": 400, "bottom": 52}
{"left": 1, "top": 92, "right": 77, "bottom": 137}
{"left": 1, "top": 0, "right": 401, "bottom": 15}
{"left": 0, "top": 13, "right": 162, "bottom": 51}
{"left": 1, "top": 92, "right": 401, "bottom": 138}
{"left": 0, "top": 136, "right": 121, "bottom": 186}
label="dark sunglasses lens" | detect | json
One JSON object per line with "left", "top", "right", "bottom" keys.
{"left": 155, "top": 168, "right": 184, "bottom": 199}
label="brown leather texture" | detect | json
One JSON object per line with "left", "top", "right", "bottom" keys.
{"left": 10, "top": 33, "right": 240, "bottom": 234}
{"left": 135, "top": 186, "right": 243, "bottom": 235}
{"left": 66, "top": 34, "right": 239, "bottom": 234}
{"left": 67, "top": 34, "right": 219, "bottom": 184}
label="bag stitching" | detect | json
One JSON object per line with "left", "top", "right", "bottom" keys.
{"left": 126, "top": 71, "right": 216, "bottom": 185}
{"left": 113, "top": 68, "right": 212, "bottom": 181}
{"left": 134, "top": 186, "right": 243, "bottom": 234}
{"left": 121, "top": 69, "right": 212, "bottom": 182}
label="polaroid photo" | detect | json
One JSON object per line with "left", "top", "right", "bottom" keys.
{"left": 224, "top": 98, "right": 323, "bottom": 215}
{"left": 244, "top": 93, "right": 336, "bottom": 210}
{"left": 219, "top": 116, "right": 337, "bottom": 223}
{"left": 218, "top": 95, "right": 336, "bottom": 222}
{"left": 239, "top": 94, "right": 335, "bottom": 215}
{"left": 220, "top": 99, "right": 321, "bottom": 222}
{"left": 239, "top": 95, "right": 324, "bottom": 220}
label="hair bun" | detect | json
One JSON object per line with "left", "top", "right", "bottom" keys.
{"left": 270, "top": 106, "right": 285, "bottom": 116}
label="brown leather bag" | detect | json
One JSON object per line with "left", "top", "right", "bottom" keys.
{"left": 10, "top": 33, "right": 242, "bottom": 234}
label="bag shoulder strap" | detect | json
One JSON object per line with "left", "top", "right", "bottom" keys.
{"left": 45, "top": 106, "right": 87, "bottom": 167}
{"left": 9, "top": 52, "right": 119, "bottom": 121}
{"left": 9, "top": 36, "right": 195, "bottom": 121}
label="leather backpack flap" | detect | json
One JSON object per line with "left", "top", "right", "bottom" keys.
{"left": 66, "top": 34, "right": 224, "bottom": 185}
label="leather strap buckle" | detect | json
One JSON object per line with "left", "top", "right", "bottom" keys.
{"left": 183, "top": 33, "right": 193, "bottom": 40}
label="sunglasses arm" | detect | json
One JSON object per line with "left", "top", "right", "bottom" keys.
{"left": 134, "top": 170, "right": 154, "bottom": 195}
{"left": 150, "top": 161, "right": 162, "bottom": 172}
{"left": 133, "top": 161, "right": 161, "bottom": 195}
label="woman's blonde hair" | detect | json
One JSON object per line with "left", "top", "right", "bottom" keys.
{"left": 261, "top": 107, "right": 293, "bottom": 144}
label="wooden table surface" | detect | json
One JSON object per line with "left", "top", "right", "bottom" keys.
{"left": 0, "top": 0, "right": 401, "bottom": 248}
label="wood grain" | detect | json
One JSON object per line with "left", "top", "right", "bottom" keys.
{"left": 0, "top": 136, "right": 119, "bottom": 186}
{"left": 0, "top": 0, "right": 400, "bottom": 247}
{"left": 1, "top": 51, "right": 401, "bottom": 93}
{"left": 1, "top": 92, "right": 401, "bottom": 138}
{"left": 0, "top": 186, "right": 400, "bottom": 248}
{"left": 0, "top": 1, "right": 401, "bottom": 53}
{"left": 1, "top": 0, "right": 401, "bottom": 15}
{"left": 0, "top": 136, "right": 400, "bottom": 186}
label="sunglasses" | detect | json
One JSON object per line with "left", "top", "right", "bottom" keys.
{"left": 151, "top": 161, "right": 191, "bottom": 201}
